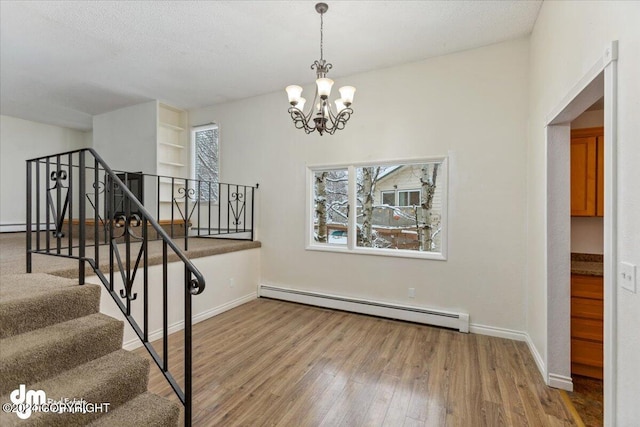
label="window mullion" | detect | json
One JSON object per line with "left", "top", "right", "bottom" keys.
{"left": 347, "top": 165, "right": 357, "bottom": 250}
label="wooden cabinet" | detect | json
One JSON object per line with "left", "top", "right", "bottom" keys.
{"left": 570, "top": 127, "right": 604, "bottom": 217}
{"left": 571, "top": 274, "right": 603, "bottom": 379}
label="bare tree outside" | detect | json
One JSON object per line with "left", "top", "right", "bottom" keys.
{"left": 357, "top": 166, "right": 381, "bottom": 247}
{"left": 418, "top": 163, "right": 439, "bottom": 251}
{"left": 313, "top": 169, "right": 348, "bottom": 244}
{"left": 314, "top": 172, "right": 328, "bottom": 243}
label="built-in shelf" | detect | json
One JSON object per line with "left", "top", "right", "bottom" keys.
{"left": 159, "top": 141, "right": 184, "bottom": 149}
{"left": 157, "top": 103, "right": 188, "bottom": 180}
{"left": 159, "top": 161, "right": 185, "bottom": 167}
{"left": 159, "top": 122, "right": 185, "bottom": 132}
{"left": 159, "top": 177, "right": 188, "bottom": 184}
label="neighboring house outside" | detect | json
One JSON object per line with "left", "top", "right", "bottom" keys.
{"left": 374, "top": 164, "right": 443, "bottom": 213}
{"left": 360, "top": 164, "right": 444, "bottom": 251}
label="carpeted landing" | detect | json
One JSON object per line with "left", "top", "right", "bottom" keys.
{"left": 0, "top": 273, "right": 180, "bottom": 426}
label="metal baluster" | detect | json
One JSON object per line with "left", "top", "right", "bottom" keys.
{"left": 108, "top": 174, "right": 114, "bottom": 292}
{"left": 197, "top": 179, "right": 201, "bottom": 237}
{"left": 208, "top": 180, "right": 212, "bottom": 236}
{"left": 68, "top": 153, "right": 73, "bottom": 255}
{"left": 56, "top": 155, "right": 61, "bottom": 254}
{"left": 234, "top": 185, "right": 238, "bottom": 233}
{"left": 94, "top": 158, "right": 99, "bottom": 263}
{"left": 184, "top": 266, "right": 193, "bottom": 427}
{"left": 227, "top": 183, "right": 230, "bottom": 234}
{"left": 157, "top": 176, "right": 161, "bottom": 241}
{"left": 26, "top": 160, "right": 32, "bottom": 273}
{"left": 251, "top": 186, "right": 255, "bottom": 241}
{"left": 36, "top": 161, "right": 41, "bottom": 252}
{"left": 218, "top": 183, "right": 222, "bottom": 235}
{"left": 243, "top": 186, "right": 247, "bottom": 232}
{"left": 163, "top": 241, "right": 168, "bottom": 371}
{"left": 45, "top": 158, "right": 50, "bottom": 252}
{"left": 171, "top": 177, "right": 175, "bottom": 239}
{"left": 184, "top": 178, "right": 189, "bottom": 251}
{"left": 78, "top": 151, "right": 86, "bottom": 285}
{"left": 143, "top": 217, "right": 148, "bottom": 342}
{"left": 125, "top": 172, "right": 131, "bottom": 316}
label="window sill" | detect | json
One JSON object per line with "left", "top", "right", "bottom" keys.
{"left": 306, "top": 244, "right": 447, "bottom": 261}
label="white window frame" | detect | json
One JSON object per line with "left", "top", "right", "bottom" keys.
{"left": 381, "top": 190, "right": 395, "bottom": 206}
{"left": 398, "top": 189, "right": 421, "bottom": 206}
{"left": 190, "top": 123, "right": 220, "bottom": 204}
{"left": 305, "top": 157, "right": 448, "bottom": 260}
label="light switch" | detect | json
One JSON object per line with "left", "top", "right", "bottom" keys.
{"left": 620, "top": 262, "right": 637, "bottom": 293}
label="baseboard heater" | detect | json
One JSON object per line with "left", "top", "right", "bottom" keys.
{"left": 259, "top": 284, "right": 469, "bottom": 333}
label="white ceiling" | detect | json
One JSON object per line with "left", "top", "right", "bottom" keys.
{"left": 0, "top": 1, "right": 542, "bottom": 131}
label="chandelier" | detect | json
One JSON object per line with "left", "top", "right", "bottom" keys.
{"left": 285, "top": 3, "right": 356, "bottom": 136}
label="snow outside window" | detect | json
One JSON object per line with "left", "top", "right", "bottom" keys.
{"left": 192, "top": 124, "right": 219, "bottom": 203}
{"left": 307, "top": 158, "right": 447, "bottom": 260}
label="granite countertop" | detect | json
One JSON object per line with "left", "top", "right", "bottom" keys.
{"left": 571, "top": 253, "right": 604, "bottom": 277}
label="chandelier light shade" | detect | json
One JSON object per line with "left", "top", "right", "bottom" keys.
{"left": 286, "top": 3, "right": 356, "bottom": 136}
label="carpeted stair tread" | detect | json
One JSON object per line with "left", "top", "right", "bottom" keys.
{"left": 0, "top": 273, "right": 100, "bottom": 338}
{"left": 0, "top": 313, "right": 123, "bottom": 396}
{"left": 0, "top": 349, "right": 150, "bottom": 427}
{"left": 88, "top": 391, "right": 180, "bottom": 427}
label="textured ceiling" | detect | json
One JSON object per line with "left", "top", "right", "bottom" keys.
{"left": 0, "top": 1, "right": 542, "bottom": 130}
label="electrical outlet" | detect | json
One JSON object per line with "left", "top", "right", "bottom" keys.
{"left": 408, "top": 288, "right": 415, "bottom": 298}
{"left": 620, "top": 262, "right": 636, "bottom": 293}
{"left": 229, "top": 278, "right": 235, "bottom": 288}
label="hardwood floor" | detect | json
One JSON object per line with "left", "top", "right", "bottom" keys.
{"left": 136, "top": 299, "right": 575, "bottom": 426}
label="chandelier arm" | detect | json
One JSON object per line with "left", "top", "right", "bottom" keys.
{"left": 335, "top": 108, "right": 353, "bottom": 130}
{"left": 289, "top": 107, "right": 314, "bottom": 133}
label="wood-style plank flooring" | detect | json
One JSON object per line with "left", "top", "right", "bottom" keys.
{"left": 136, "top": 299, "right": 575, "bottom": 426}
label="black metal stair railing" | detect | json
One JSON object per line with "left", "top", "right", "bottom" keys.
{"left": 25, "top": 148, "right": 225, "bottom": 427}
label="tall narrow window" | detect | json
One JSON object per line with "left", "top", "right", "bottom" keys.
{"left": 192, "top": 124, "right": 219, "bottom": 203}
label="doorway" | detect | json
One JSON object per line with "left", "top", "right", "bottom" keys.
{"left": 545, "top": 41, "right": 617, "bottom": 427}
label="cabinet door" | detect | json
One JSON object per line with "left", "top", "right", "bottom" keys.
{"left": 597, "top": 136, "right": 605, "bottom": 216}
{"left": 570, "top": 137, "right": 597, "bottom": 216}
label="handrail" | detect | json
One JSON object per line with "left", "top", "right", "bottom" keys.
{"left": 25, "top": 148, "right": 204, "bottom": 426}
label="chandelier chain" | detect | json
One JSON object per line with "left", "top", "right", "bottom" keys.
{"left": 320, "top": 11, "right": 324, "bottom": 61}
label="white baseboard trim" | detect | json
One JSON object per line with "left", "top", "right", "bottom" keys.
{"left": 548, "top": 373, "right": 573, "bottom": 391}
{"left": 1, "top": 224, "right": 26, "bottom": 232}
{"left": 524, "top": 333, "right": 548, "bottom": 386}
{"left": 1, "top": 223, "right": 54, "bottom": 233}
{"left": 259, "top": 284, "right": 469, "bottom": 333}
{"left": 469, "top": 323, "right": 527, "bottom": 341}
{"left": 470, "top": 325, "right": 552, "bottom": 390}
{"left": 123, "top": 292, "right": 257, "bottom": 350}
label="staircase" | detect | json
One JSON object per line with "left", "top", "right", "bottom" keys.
{"left": 0, "top": 273, "right": 180, "bottom": 426}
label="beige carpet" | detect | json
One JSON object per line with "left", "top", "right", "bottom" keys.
{"left": 0, "top": 232, "right": 260, "bottom": 278}
{"left": 0, "top": 273, "right": 180, "bottom": 426}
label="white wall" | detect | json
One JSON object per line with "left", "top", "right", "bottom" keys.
{"left": 0, "top": 115, "right": 88, "bottom": 230}
{"left": 190, "top": 38, "right": 530, "bottom": 334}
{"left": 571, "top": 109, "right": 604, "bottom": 255}
{"left": 92, "top": 101, "right": 157, "bottom": 175}
{"left": 527, "top": 1, "right": 640, "bottom": 424}
{"left": 88, "top": 248, "right": 260, "bottom": 348}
